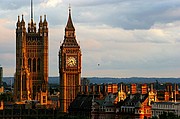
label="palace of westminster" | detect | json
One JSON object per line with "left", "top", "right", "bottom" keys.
{"left": 13, "top": 0, "right": 81, "bottom": 113}
{"left": 1, "top": 1, "right": 180, "bottom": 119}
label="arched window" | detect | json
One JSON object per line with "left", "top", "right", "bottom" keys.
{"left": 33, "top": 58, "right": 36, "bottom": 72}
{"left": 28, "top": 58, "right": 31, "bottom": 71}
{"left": 20, "top": 58, "right": 22, "bottom": 66}
{"left": 33, "top": 86, "right": 36, "bottom": 99}
{"left": 37, "top": 58, "right": 40, "bottom": 72}
{"left": 23, "top": 58, "right": 25, "bottom": 66}
{"left": 37, "top": 86, "right": 41, "bottom": 91}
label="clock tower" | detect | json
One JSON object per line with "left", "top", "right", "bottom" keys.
{"left": 59, "top": 7, "right": 81, "bottom": 113}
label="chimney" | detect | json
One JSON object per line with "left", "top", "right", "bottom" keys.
{"left": 107, "top": 84, "right": 111, "bottom": 93}
{"left": 131, "top": 84, "right": 137, "bottom": 94}
{"left": 125, "top": 85, "right": 129, "bottom": 93}
{"left": 174, "top": 84, "right": 179, "bottom": 102}
{"left": 164, "top": 92, "right": 169, "bottom": 101}
{"left": 85, "top": 85, "right": 88, "bottom": 94}
{"left": 79, "top": 85, "right": 83, "bottom": 94}
{"left": 141, "top": 84, "right": 147, "bottom": 94}
{"left": 120, "top": 83, "right": 123, "bottom": 92}
{"left": 91, "top": 85, "right": 95, "bottom": 93}
{"left": 150, "top": 83, "right": 154, "bottom": 92}
{"left": 166, "top": 83, "right": 172, "bottom": 92}
{"left": 103, "top": 84, "right": 107, "bottom": 95}
{"left": 97, "top": 85, "right": 101, "bottom": 93}
{"left": 175, "top": 83, "right": 179, "bottom": 94}
{"left": 111, "top": 84, "right": 118, "bottom": 93}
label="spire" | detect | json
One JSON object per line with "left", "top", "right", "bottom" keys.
{"left": 65, "top": 4, "right": 75, "bottom": 30}
{"left": 44, "top": 15, "right": 47, "bottom": 22}
{"left": 21, "top": 14, "right": 25, "bottom": 23}
{"left": 31, "top": 0, "right": 33, "bottom": 21}
{"left": 17, "top": 15, "right": 21, "bottom": 28}
{"left": 43, "top": 15, "right": 47, "bottom": 25}
{"left": 18, "top": 16, "right": 20, "bottom": 22}
{"left": 62, "top": 5, "right": 80, "bottom": 48}
{"left": 40, "top": 16, "right": 42, "bottom": 22}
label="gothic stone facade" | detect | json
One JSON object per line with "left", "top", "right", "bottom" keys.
{"left": 14, "top": 15, "right": 48, "bottom": 104}
{"left": 59, "top": 8, "right": 82, "bottom": 112}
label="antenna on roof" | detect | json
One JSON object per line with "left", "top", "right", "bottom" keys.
{"left": 69, "top": 3, "right": 72, "bottom": 13}
{"left": 31, "top": 0, "right": 33, "bottom": 20}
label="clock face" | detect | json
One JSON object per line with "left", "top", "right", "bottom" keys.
{"left": 67, "top": 56, "right": 77, "bottom": 67}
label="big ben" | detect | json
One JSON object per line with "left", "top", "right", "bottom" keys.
{"left": 59, "top": 7, "right": 81, "bottom": 112}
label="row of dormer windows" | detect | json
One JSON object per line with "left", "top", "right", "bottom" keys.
{"left": 153, "top": 104, "right": 176, "bottom": 109}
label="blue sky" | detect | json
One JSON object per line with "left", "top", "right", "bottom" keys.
{"left": 0, "top": 0, "right": 180, "bottom": 78}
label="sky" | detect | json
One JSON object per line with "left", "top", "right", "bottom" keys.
{"left": 0, "top": 0, "right": 180, "bottom": 78}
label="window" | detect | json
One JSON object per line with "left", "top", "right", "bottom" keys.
{"left": 28, "top": 58, "right": 31, "bottom": 71}
{"left": 37, "top": 58, "right": 40, "bottom": 72}
{"left": 20, "top": 58, "right": 22, "bottom": 66}
{"left": 23, "top": 58, "right": 25, "bottom": 66}
{"left": 22, "top": 75, "right": 26, "bottom": 91}
{"left": 37, "top": 86, "right": 40, "bottom": 91}
{"left": 43, "top": 96, "right": 46, "bottom": 103}
{"left": 33, "top": 58, "right": 36, "bottom": 72}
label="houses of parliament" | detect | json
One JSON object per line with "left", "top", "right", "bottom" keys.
{"left": 14, "top": 0, "right": 81, "bottom": 113}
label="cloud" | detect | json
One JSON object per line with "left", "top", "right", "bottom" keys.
{"left": 0, "top": 0, "right": 44, "bottom": 10}
{"left": 41, "top": 0, "right": 63, "bottom": 8}
{"left": 77, "top": 23, "right": 180, "bottom": 77}
{"left": 0, "top": 18, "right": 15, "bottom": 76}
{"left": 0, "top": 0, "right": 180, "bottom": 78}
{"left": 63, "top": 0, "right": 121, "bottom": 7}
{"left": 68, "top": 0, "right": 180, "bottom": 30}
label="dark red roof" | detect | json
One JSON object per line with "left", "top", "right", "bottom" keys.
{"left": 65, "top": 8, "right": 75, "bottom": 30}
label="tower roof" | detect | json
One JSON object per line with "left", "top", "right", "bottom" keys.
{"left": 65, "top": 6, "right": 75, "bottom": 30}
{"left": 61, "top": 6, "right": 80, "bottom": 48}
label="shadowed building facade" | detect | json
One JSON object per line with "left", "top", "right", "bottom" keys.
{"left": 14, "top": 8, "right": 48, "bottom": 104}
{"left": 0, "top": 66, "right": 2, "bottom": 87}
{"left": 59, "top": 7, "right": 82, "bottom": 112}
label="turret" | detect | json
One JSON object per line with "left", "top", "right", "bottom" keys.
{"left": 43, "top": 15, "right": 48, "bottom": 29}
{"left": 28, "top": 19, "right": 36, "bottom": 33}
{"left": 21, "top": 15, "right": 25, "bottom": 29}
{"left": 43, "top": 15, "right": 48, "bottom": 36}
{"left": 39, "top": 16, "right": 43, "bottom": 36}
{"left": 16, "top": 16, "right": 21, "bottom": 30}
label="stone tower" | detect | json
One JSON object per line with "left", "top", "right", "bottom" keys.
{"left": 14, "top": 0, "right": 48, "bottom": 104}
{"left": 59, "top": 7, "right": 82, "bottom": 112}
